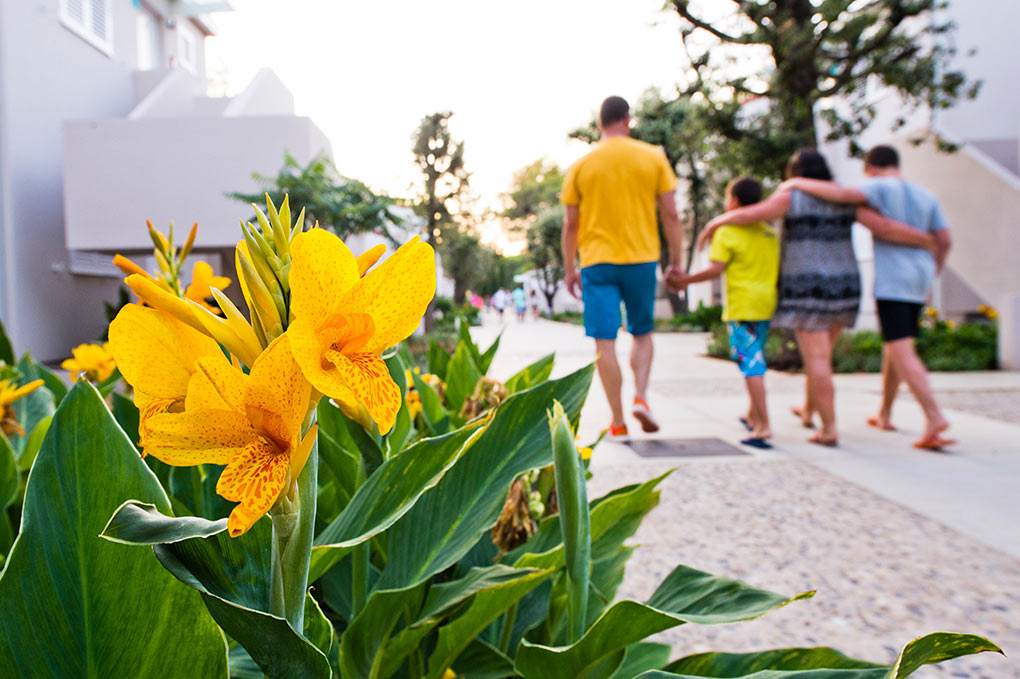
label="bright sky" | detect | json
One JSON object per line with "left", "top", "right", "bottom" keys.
{"left": 205, "top": 1, "right": 719, "bottom": 250}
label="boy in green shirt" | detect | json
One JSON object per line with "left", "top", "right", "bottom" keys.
{"left": 668, "top": 177, "right": 780, "bottom": 448}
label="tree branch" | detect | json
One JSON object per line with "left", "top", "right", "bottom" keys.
{"left": 669, "top": 0, "right": 761, "bottom": 44}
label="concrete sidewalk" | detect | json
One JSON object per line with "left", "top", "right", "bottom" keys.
{"left": 472, "top": 315, "right": 1020, "bottom": 560}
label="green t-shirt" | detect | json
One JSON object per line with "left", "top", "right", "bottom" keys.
{"left": 709, "top": 222, "right": 779, "bottom": 321}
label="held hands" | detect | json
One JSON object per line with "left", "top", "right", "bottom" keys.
{"left": 664, "top": 265, "right": 688, "bottom": 294}
{"left": 565, "top": 268, "right": 582, "bottom": 299}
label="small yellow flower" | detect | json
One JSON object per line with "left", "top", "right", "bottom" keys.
{"left": 144, "top": 334, "right": 314, "bottom": 537}
{"left": 184, "top": 261, "right": 232, "bottom": 315}
{"left": 406, "top": 390, "right": 422, "bottom": 419}
{"left": 986, "top": 308, "right": 999, "bottom": 320}
{"left": 61, "top": 343, "right": 117, "bottom": 383}
{"left": 925, "top": 307, "right": 939, "bottom": 318}
{"left": 442, "top": 670, "right": 458, "bottom": 679}
{"left": 288, "top": 229, "right": 435, "bottom": 434}
{"left": 421, "top": 373, "right": 440, "bottom": 388}
{"left": 977, "top": 304, "right": 988, "bottom": 313}
{"left": 0, "top": 379, "right": 44, "bottom": 408}
{"left": 579, "top": 446, "right": 593, "bottom": 461}
{"left": 946, "top": 320, "right": 957, "bottom": 329}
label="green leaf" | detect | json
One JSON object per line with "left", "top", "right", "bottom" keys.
{"left": 427, "top": 568, "right": 552, "bottom": 679}
{"left": 111, "top": 391, "right": 140, "bottom": 450}
{"left": 0, "top": 318, "right": 13, "bottom": 364}
{"left": 0, "top": 434, "right": 17, "bottom": 510}
{"left": 311, "top": 424, "right": 481, "bottom": 579}
{"left": 505, "top": 353, "right": 555, "bottom": 394}
{"left": 16, "top": 416, "right": 52, "bottom": 473}
{"left": 17, "top": 355, "right": 68, "bottom": 404}
{"left": 316, "top": 399, "right": 362, "bottom": 518}
{"left": 637, "top": 671, "right": 887, "bottom": 679}
{"left": 11, "top": 355, "right": 56, "bottom": 456}
{"left": 0, "top": 383, "right": 228, "bottom": 678}
{"left": 377, "top": 364, "right": 594, "bottom": 591}
{"left": 514, "top": 564, "right": 814, "bottom": 679}
{"left": 318, "top": 398, "right": 384, "bottom": 478}
{"left": 413, "top": 370, "right": 451, "bottom": 435}
{"left": 890, "top": 632, "right": 1002, "bottom": 678}
{"left": 428, "top": 339, "right": 451, "bottom": 380}
{"left": 103, "top": 501, "right": 332, "bottom": 679}
{"left": 610, "top": 643, "right": 672, "bottom": 679}
{"left": 451, "top": 639, "right": 516, "bottom": 679}
{"left": 477, "top": 329, "right": 502, "bottom": 374}
{"left": 339, "top": 580, "right": 428, "bottom": 679}
{"left": 664, "top": 647, "right": 883, "bottom": 676}
{"left": 444, "top": 341, "right": 483, "bottom": 413}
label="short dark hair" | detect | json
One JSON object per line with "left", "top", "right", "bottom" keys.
{"left": 599, "top": 96, "right": 630, "bottom": 127}
{"left": 726, "top": 176, "right": 763, "bottom": 206}
{"left": 785, "top": 148, "right": 833, "bottom": 181}
{"left": 863, "top": 145, "right": 900, "bottom": 169}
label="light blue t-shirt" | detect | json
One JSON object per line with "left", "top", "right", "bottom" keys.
{"left": 861, "top": 177, "right": 948, "bottom": 303}
{"left": 512, "top": 287, "right": 526, "bottom": 309}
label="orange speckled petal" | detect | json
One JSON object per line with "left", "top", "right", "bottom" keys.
{"left": 124, "top": 274, "right": 206, "bottom": 334}
{"left": 356, "top": 243, "right": 387, "bottom": 276}
{"left": 247, "top": 334, "right": 311, "bottom": 443}
{"left": 289, "top": 228, "right": 359, "bottom": 324}
{"left": 217, "top": 438, "right": 290, "bottom": 537}
{"left": 109, "top": 303, "right": 224, "bottom": 400}
{"left": 186, "top": 356, "right": 247, "bottom": 413}
{"left": 329, "top": 351, "right": 401, "bottom": 434}
{"left": 144, "top": 409, "right": 255, "bottom": 466}
{"left": 347, "top": 237, "right": 435, "bottom": 354}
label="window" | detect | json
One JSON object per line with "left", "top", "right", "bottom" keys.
{"left": 177, "top": 24, "right": 198, "bottom": 73}
{"left": 59, "top": 0, "right": 114, "bottom": 56}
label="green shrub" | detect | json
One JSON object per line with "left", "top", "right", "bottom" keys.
{"left": 656, "top": 303, "right": 723, "bottom": 332}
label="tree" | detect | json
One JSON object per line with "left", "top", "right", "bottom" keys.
{"left": 526, "top": 206, "right": 566, "bottom": 312}
{"left": 667, "top": 0, "right": 980, "bottom": 158}
{"left": 502, "top": 159, "right": 564, "bottom": 223}
{"left": 230, "top": 152, "right": 401, "bottom": 242}
{"left": 411, "top": 112, "right": 470, "bottom": 329}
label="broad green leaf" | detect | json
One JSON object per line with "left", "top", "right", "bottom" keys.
{"left": 384, "top": 354, "right": 412, "bottom": 456}
{"left": 477, "top": 329, "right": 502, "bottom": 374}
{"left": 413, "top": 370, "right": 451, "bottom": 435}
{"left": 111, "top": 391, "right": 140, "bottom": 450}
{"left": 0, "top": 434, "right": 17, "bottom": 509}
{"left": 427, "top": 568, "right": 552, "bottom": 679}
{"left": 637, "top": 671, "right": 887, "bottom": 679}
{"left": 312, "top": 424, "right": 482, "bottom": 577}
{"left": 17, "top": 355, "right": 68, "bottom": 404}
{"left": 16, "top": 415, "right": 51, "bottom": 472}
{"left": 304, "top": 593, "right": 338, "bottom": 669}
{"left": 451, "top": 639, "right": 516, "bottom": 679}
{"left": 318, "top": 398, "right": 384, "bottom": 478}
{"left": 514, "top": 563, "right": 813, "bottom": 679}
{"left": 610, "top": 643, "right": 672, "bottom": 679}
{"left": 377, "top": 364, "right": 594, "bottom": 591}
{"left": 0, "top": 383, "right": 228, "bottom": 678}
{"left": 316, "top": 399, "right": 362, "bottom": 518}
{"left": 444, "top": 341, "right": 483, "bottom": 413}
{"left": 889, "top": 632, "right": 1002, "bottom": 678}
{"left": 428, "top": 339, "right": 451, "bottom": 380}
{"left": 339, "top": 581, "right": 428, "bottom": 679}
{"left": 11, "top": 355, "right": 56, "bottom": 455}
{"left": 0, "top": 318, "right": 13, "bottom": 364}
{"left": 505, "top": 353, "right": 555, "bottom": 393}
{"left": 103, "top": 501, "right": 332, "bottom": 679}
{"left": 664, "top": 648, "right": 883, "bottom": 676}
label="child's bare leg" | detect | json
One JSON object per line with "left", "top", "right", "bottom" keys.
{"left": 746, "top": 376, "right": 771, "bottom": 438}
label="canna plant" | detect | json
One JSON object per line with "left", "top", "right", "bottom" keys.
{"left": 0, "top": 196, "right": 1003, "bottom": 679}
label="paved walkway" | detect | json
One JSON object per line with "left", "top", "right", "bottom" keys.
{"left": 471, "top": 314, "right": 1020, "bottom": 679}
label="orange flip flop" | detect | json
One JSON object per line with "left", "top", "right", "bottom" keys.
{"left": 913, "top": 435, "right": 957, "bottom": 451}
{"left": 866, "top": 416, "right": 897, "bottom": 432}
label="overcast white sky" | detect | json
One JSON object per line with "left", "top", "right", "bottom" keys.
{"left": 206, "top": 0, "right": 695, "bottom": 223}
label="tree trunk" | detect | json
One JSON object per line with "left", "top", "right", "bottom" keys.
{"left": 424, "top": 225, "right": 437, "bottom": 332}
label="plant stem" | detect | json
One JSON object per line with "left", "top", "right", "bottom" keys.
{"left": 351, "top": 540, "right": 369, "bottom": 618}
{"left": 498, "top": 602, "right": 518, "bottom": 653}
{"left": 269, "top": 438, "right": 318, "bottom": 630}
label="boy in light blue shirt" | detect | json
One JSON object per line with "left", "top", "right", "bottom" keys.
{"left": 781, "top": 145, "right": 953, "bottom": 450}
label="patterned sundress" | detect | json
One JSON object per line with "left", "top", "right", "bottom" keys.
{"left": 772, "top": 190, "right": 861, "bottom": 330}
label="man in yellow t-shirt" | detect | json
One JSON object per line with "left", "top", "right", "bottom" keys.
{"left": 669, "top": 177, "right": 779, "bottom": 448}
{"left": 561, "top": 96, "right": 684, "bottom": 441}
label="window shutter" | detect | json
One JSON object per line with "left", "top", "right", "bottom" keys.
{"left": 89, "top": 0, "right": 108, "bottom": 41}
{"left": 65, "top": 0, "right": 85, "bottom": 25}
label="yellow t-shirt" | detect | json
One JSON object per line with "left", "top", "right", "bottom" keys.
{"left": 708, "top": 222, "right": 780, "bottom": 321}
{"left": 561, "top": 137, "right": 677, "bottom": 267}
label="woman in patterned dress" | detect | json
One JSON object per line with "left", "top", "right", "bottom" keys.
{"left": 697, "top": 149, "right": 935, "bottom": 446}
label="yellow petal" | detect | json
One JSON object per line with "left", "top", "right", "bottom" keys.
{"left": 144, "top": 409, "right": 256, "bottom": 466}
{"left": 289, "top": 228, "right": 359, "bottom": 324}
{"left": 125, "top": 274, "right": 206, "bottom": 334}
{"left": 246, "top": 334, "right": 311, "bottom": 445}
{"left": 186, "top": 356, "right": 247, "bottom": 413}
{"left": 326, "top": 351, "right": 401, "bottom": 434}
{"left": 109, "top": 304, "right": 223, "bottom": 400}
{"left": 289, "top": 424, "right": 318, "bottom": 482}
{"left": 347, "top": 237, "right": 435, "bottom": 354}
{"left": 217, "top": 439, "right": 290, "bottom": 537}
{"left": 186, "top": 298, "right": 262, "bottom": 368}
{"left": 113, "top": 254, "right": 155, "bottom": 281}
{"left": 0, "top": 379, "right": 44, "bottom": 406}
{"left": 356, "top": 244, "right": 387, "bottom": 276}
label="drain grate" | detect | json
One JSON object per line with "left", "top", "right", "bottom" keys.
{"left": 626, "top": 438, "right": 748, "bottom": 458}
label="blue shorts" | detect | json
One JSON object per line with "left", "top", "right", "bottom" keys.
{"left": 581, "top": 262, "right": 657, "bottom": 339}
{"left": 728, "top": 321, "right": 769, "bottom": 378}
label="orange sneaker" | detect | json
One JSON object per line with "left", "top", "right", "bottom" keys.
{"left": 632, "top": 397, "right": 659, "bottom": 433}
{"left": 604, "top": 422, "right": 629, "bottom": 443}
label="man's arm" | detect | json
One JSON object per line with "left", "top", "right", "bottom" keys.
{"left": 778, "top": 177, "right": 867, "bottom": 204}
{"left": 657, "top": 190, "right": 685, "bottom": 270}
{"left": 933, "top": 228, "right": 951, "bottom": 273}
{"left": 855, "top": 206, "right": 935, "bottom": 250}
{"left": 697, "top": 191, "right": 791, "bottom": 251}
{"left": 667, "top": 260, "right": 726, "bottom": 292}
{"left": 562, "top": 204, "right": 582, "bottom": 298}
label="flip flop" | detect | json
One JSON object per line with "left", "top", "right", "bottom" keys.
{"left": 913, "top": 435, "right": 957, "bottom": 451}
{"left": 866, "top": 416, "right": 897, "bottom": 432}
{"left": 791, "top": 406, "right": 815, "bottom": 429}
{"left": 808, "top": 434, "right": 838, "bottom": 448}
{"left": 739, "top": 417, "right": 753, "bottom": 432}
{"left": 741, "top": 437, "right": 773, "bottom": 449}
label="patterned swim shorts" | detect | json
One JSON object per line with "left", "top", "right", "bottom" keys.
{"left": 727, "top": 320, "right": 770, "bottom": 378}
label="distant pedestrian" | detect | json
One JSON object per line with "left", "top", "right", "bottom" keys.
{"left": 561, "top": 95, "right": 685, "bottom": 441}
{"left": 491, "top": 288, "right": 508, "bottom": 320}
{"left": 698, "top": 148, "right": 934, "bottom": 447}
{"left": 512, "top": 286, "right": 527, "bottom": 321}
{"left": 668, "top": 177, "right": 778, "bottom": 448}
{"left": 529, "top": 289, "right": 540, "bottom": 319}
{"left": 779, "top": 145, "right": 953, "bottom": 449}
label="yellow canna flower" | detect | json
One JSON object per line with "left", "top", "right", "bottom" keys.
{"left": 0, "top": 378, "right": 44, "bottom": 408}
{"left": 288, "top": 229, "right": 435, "bottom": 434}
{"left": 61, "top": 343, "right": 117, "bottom": 383}
{"left": 406, "top": 390, "right": 422, "bottom": 419}
{"left": 579, "top": 446, "right": 593, "bottom": 461}
{"left": 986, "top": 308, "right": 999, "bottom": 319}
{"left": 421, "top": 373, "right": 440, "bottom": 388}
{"left": 356, "top": 244, "right": 387, "bottom": 276}
{"left": 113, "top": 253, "right": 156, "bottom": 282}
{"left": 109, "top": 304, "right": 231, "bottom": 451}
{"left": 144, "top": 334, "right": 315, "bottom": 537}
{"left": 184, "top": 260, "right": 232, "bottom": 315}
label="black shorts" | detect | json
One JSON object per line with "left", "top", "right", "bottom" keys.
{"left": 876, "top": 299, "right": 923, "bottom": 342}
